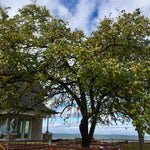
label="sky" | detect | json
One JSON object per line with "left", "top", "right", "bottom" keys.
{"left": 1, "top": 0, "right": 150, "bottom": 136}
{"left": 1, "top": 0, "right": 150, "bottom": 36}
{"left": 42, "top": 117, "right": 139, "bottom": 136}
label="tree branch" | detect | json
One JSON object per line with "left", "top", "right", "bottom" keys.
{"left": 48, "top": 76, "right": 81, "bottom": 107}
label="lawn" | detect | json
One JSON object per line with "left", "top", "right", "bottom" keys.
{"left": 121, "top": 143, "right": 150, "bottom": 150}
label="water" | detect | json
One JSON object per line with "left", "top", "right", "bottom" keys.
{"left": 52, "top": 133, "right": 150, "bottom": 142}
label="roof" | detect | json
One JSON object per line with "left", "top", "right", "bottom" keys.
{"left": 0, "top": 80, "right": 57, "bottom": 117}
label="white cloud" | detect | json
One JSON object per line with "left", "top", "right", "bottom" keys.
{"left": 38, "top": 0, "right": 98, "bottom": 36}
{"left": 68, "top": 0, "right": 98, "bottom": 35}
{"left": 97, "top": 0, "right": 150, "bottom": 18}
{"left": 37, "top": 0, "right": 72, "bottom": 20}
{"left": 0, "top": 0, "right": 31, "bottom": 17}
{"left": 1, "top": 0, "right": 150, "bottom": 36}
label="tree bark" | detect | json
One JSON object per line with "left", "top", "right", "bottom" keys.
{"left": 80, "top": 116, "right": 90, "bottom": 147}
{"left": 137, "top": 129, "right": 145, "bottom": 150}
{"left": 79, "top": 116, "right": 97, "bottom": 147}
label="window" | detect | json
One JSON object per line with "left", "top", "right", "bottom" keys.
{"left": 0, "top": 118, "right": 31, "bottom": 139}
{"left": 16, "top": 119, "right": 30, "bottom": 139}
{"left": 0, "top": 119, "right": 14, "bottom": 138}
{"left": 0, "top": 120, "right": 7, "bottom": 138}
{"left": 24, "top": 120, "right": 30, "bottom": 138}
{"left": 17, "top": 120, "right": 23, "bottom": 138}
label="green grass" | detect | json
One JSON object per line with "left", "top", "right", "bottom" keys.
{"left": 121, "top": 143, "right": 150, "bottom": 150}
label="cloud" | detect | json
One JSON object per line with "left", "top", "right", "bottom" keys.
{"left": 1, "top": 0, "right": 150, "bottom": 36}
{"left": 90, "top": 0, "right": 150, "bottom": 33}
{"left": 38, "top": 0, "right": 99, "bottom": 36}
{"left": 37, "top": 0, "right": 72, "bottom": 20}
{"left": 96, "top": 0, "right": 150, "bottom": 18}
{"left": 0, "top": 0, "right": 98, "bottom": 36}
{"left": 68, "top": 0, "right": 98, "bottom": 35}
{"left": 0, "top": 0, "right": 31, "bottom": 17}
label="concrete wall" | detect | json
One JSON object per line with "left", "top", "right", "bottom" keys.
{"left": 30, "top": 118, "right": 42, "bottom": 141}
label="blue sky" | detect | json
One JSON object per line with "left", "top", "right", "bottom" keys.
{"left": 1, "top": 0, "right": 150, "bottom": 135}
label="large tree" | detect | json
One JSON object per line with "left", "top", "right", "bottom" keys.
{"left": 0, "top": 4, "right": 150, "bottom": 148}
{"left": 90, "top": 9, "right": 150, "bottom": 150}
{"left": 40, "top": 9, "right": 150, "bottom": 147}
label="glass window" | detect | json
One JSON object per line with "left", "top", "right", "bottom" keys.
{"left": 1, "top": 119, "right": 30, "bottom": 139}
{"left": 0, "top": 120, "right": 7, "bottom": 138}
{"left": 0, "top": 118, "right": 16, "bottom": 138}
{"left": 24, "top": 120, "right": 30, "bottom": 138}
{"left": 17, "top": 120, "right": 23, "bottom": 138}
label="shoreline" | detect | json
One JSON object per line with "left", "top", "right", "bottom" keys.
{"left": 49, "top": 133, "right": 150, "bottom": 143}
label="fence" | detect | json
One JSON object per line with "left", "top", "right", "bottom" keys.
{"left": 0, "top": 141, "right": 121, "bottom": 150}
{"left": 48, "top": 145, "right": 120, "bottom": 150}
{"left": 0, "top": 145, "right": 120, "bottom": 150}
{"left": 0, "top": 142, "right": 48, "bottom": 150}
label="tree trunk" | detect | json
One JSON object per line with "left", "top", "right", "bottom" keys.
{"left": 79, "top": 116, "right": 96, "bottom": 147}
{"left": 137, "top": 129, "right": 145, "bottom": 150}
{"left": 80, "top": 116, "right": 90, "bottom": 147}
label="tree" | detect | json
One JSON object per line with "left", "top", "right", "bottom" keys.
{"left": 90, "top": 9, "right": 150, "bottom": 150}
{"left": 1, "top": 4, "right": 150, "bottom": 148}
{"left": 40, "top": 9, "right": 150, "bottom": 147}
{"left": 0, "top": 4, "right": 70, "bottom": 113}
{"left": 116, "top": 60, "right": 150, "bottom": 150}
{"left": 1, "top": 4, "right": 108, "bottom": 147}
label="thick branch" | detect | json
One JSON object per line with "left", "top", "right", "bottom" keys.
{"left": 89, "top": 78, "right": 96, "bottom": 112}
{"left": 78, "top": 82, "right": 87, "bottom": 116}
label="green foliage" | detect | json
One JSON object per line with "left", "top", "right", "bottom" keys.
{"left": 0, "top": 4, "right": 70, "bottom": 114}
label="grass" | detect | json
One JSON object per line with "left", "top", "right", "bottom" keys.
{"left": 121, "top": 143, "right": 150, "bottom": 150}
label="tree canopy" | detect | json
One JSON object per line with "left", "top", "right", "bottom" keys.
{"left": 0, "top": 4, "right": 150, "bottom": 148}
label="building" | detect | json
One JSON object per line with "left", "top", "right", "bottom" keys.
{"left": 0, "top": 80, "right": 55, "bottom": 141}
